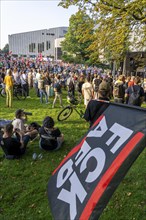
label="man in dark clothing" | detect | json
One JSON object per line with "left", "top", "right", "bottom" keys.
{"left": 125, "top": 76, "right": 144, "bottom": 106}
{"left": 0, "top": 123, "right": 29, "bottom": 158}
{"left": 84, "top": 89, "right": 110, "bottom": 127}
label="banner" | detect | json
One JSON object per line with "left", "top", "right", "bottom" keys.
{"left": 48, "top": 103, "right": 146, "bottom": 220}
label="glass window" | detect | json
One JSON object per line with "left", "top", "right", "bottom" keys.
{"left": 46, "top": 41, "right": 51, "bottom": 50}
{"left": 42, "top": 42, "right": 44, "bottom": 51}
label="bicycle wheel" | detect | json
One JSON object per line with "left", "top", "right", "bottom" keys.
{"left": 57, "top": 106, "right": 73, "bottom": 121}
{"left": 15, "top": 88, "right": 27, "bottom": 100}
{"left": 0, "top": 88, "right": 6, "bottom": 98}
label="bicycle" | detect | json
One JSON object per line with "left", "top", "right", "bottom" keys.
{"left": 57, "top": 95, "right": 84, "bottom": 121}
{"left": 0, "top": 84, "right": 27, "bottom": 100}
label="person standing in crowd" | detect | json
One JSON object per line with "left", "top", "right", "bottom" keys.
{"left": 66, "top": 72, "right": 75, "bottom": 97}
{"left": 52, "top": 75, "right": 63, "bottom": 108}
{"left": 113, "top": 75, "right": 126, "bottom": 103}
{"left": 12, "top": 67, "right": 21, "bottom": 85}
{"left": 82, "top": 76, "right": 93, "bottom": 108}
{"left": 44, "top": 71, "right": 52, "bottom": 102}
{"left": 33, "top": 68, "right": 40, "bottom": 97}
{"left": 3, "top": 69, "right": 13, "bottom": 108}
{"left": 84, "top": 86, "right": 110, "bottom": 127}
{"left": 38, "top": 73, "right": 49, "bottom": 104}
{"left": 128, "top": 75, "right": 135, "bottom": 87}
{"left": 76, "top": 75, "right": 84, "bottom": 102}
{"left": 20, "top": 70, "right": 30, "bottom": 97}
{"left": 39, "top": 116, "right": 64, "bottom": 151}
{"left": 97, "top": 76, "right": 111, "bottom": 100}
{"left": 107, "top": 72, "right": 113, "bottom": 98}
{"left": 125, "top": 76, "right": 144, "bottom": 106}
{"left": 92, "top": 74, "right": 102, "bottom": 99}
{"left": 27, "top": 68, "right": 33, "bottom": 89}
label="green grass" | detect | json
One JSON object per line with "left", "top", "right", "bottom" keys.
{"left": 0, "top": 89, "right": 145, "bottom": 220}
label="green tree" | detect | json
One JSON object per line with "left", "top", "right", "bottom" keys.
{"left": 59, "top": 0, "right": 146, "bottom": 65}
{"left": 2, "top": 44, "right": 9, "bottom": 53}
{"left": 61, "top": 10, "right": 94, "bottom": 64}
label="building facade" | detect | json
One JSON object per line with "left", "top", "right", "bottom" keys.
{"left": 8, "top": 27, "right": 68, "bottom": 59}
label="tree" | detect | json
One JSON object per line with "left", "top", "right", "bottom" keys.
{"left": 61, "top": 10, "right": 94, "bottom": 64}
{"left": 59, "top": 0, "right": 146, "bottom": 66}
{"left": 2, "top": 44, "right": 9, "bottom": 53}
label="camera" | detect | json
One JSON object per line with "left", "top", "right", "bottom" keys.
{"left": 23, "top": 112, "right": 32, "bottom": 116}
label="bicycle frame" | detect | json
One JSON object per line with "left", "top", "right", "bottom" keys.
{"left": 71, "top": 104, "right": 84, "bottom": 118}
{"left": 57, "top": 102, "right": 84, "bottom": 121}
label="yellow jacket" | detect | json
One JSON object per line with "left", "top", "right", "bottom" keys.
{"left": 4, "top": 75, "right": 13, "bottom": 88}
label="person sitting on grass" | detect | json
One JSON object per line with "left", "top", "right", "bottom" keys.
{"left": 12, "top": 109, "right": 39, "bottom": 140}
{"left": 0, "top": 123, "right": 28, "bottom": 158}
{"left": 39, "top": 116, "right": 64, "bottom": 151}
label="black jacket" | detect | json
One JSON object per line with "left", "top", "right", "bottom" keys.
{"left": 84, "top": 98, "right": 110, "bottom": 127}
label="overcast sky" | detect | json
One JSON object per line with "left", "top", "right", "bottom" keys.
{"left": 0, "top": 0, "right": 78, "bottom": 49}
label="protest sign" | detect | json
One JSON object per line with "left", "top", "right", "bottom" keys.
{"left": 48, "top": 103, "right": 146, "bottom": 220}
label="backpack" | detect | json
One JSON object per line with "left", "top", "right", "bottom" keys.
{"left": 68, "top": 80, "right": 74, "bottom": 91}
{"left": 54, "top": 82, "right": 61, "bottom": 93}
{"left": 113, "top": 83, "right": 125, "bottom": 98}
{"left": 94, "top": 78, "right": 102, "bottom": 92}
{"left": 128, "top": 86, "right": 141, "bottom": 106}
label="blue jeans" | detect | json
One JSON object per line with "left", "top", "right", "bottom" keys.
{"left": 39, "top": 89, "right": 48, "bottom": 103}
{"left": 23, "top": 135, "right": 30, "bottom": 148}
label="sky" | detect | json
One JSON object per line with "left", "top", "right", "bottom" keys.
{"left": 0, "top": 0, "right": 78, "bottom": 49}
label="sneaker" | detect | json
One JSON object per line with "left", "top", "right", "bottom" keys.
{"left": 38, "top": 154, "right": 43, "bottom": 159}
{"left": 32, "top": 153, "right": 37, "bottom": 160}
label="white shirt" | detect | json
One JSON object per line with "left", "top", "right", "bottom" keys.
{"left": 82, "top": 82, "right": 93, "bottom": 99}
{"left": 12, "top": 118, "right": 25, "bottom": 133}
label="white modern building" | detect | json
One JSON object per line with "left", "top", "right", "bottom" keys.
{"left": 8, "top": 27, "right": 68, "bottom": 59}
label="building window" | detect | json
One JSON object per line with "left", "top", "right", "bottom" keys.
{"left": 42, "top": 33, "right": 44, "bottom": 35}
{"left": 29, "top": 43, "right": 35, "bottom": 52}
{"left": 46, "top": 41, "right": 51, "bottom": 50}
{"left": 46, "top": 33, "right": 55, "bottom": 36}
{"left": 38, "top": 42, "right": 44, "bottom": 53}
{"left": 42, "top": 42, "right": 44, "bottom": 51}
{"left": 38, "top": 43, "right": 41, "bottom": 53}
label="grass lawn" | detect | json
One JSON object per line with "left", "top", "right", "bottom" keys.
{"left": 0, "top": 89, "right": 145, "bottom": 220}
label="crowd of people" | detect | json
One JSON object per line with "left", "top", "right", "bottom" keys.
{"left": 0, "top": 55, "right": 146, "bottom": 108}
{"left": 0, "top": 54, "right": 146, "bottom": 159}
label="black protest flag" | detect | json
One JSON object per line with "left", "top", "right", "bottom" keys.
{"left": 48, "top": 103, "right": 146, "bottom": 220}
